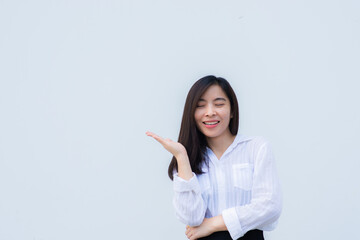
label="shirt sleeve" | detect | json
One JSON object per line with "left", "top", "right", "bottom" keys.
{"left": 222, "top": 138, "right": 283, "bottom": 239}
{"left": 173, "top": 172, "right": 207, "bottom": 226}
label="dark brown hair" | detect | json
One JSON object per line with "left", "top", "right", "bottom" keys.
{"left": 168, "top": 75, "right": 239, "bottom": 180}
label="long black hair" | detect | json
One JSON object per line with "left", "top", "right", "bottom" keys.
{"left": 168, "top": 75, "right": 239, "bottom": 180}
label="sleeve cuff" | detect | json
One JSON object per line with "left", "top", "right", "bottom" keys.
{"left": 173, "top": 173, "right": 201, "bottom": 194}
{"left": 222, "top": 207, "right": 243, "bottom": 240}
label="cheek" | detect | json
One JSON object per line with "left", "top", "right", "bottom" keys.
{"left": 219, "top": 109, "right": 231, "bottom": 120}
{"left": 194, "top": 110, "right": 203, "bottom": 122}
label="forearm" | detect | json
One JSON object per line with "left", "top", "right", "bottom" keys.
{"left": 185, "top": 215, "right": 228, "bottom": 239}
{"left": 176, "top": 154, "right": 193, "bottom": 181}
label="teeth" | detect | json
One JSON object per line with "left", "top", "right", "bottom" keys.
{"left": 204, "top": 121, "right": 219, "bottom": 125}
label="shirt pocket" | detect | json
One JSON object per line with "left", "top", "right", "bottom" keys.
{"left": 232, "top": 163, "right": 254, "bottom": 191}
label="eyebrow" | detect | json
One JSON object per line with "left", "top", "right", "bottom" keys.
{"left": 198, "top": 97, "right": 227, "bottom": 102}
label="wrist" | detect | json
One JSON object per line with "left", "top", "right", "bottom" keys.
{"left": 175, "top": 153, "right": 189, "bottom": 163}
{"left": 176, "top": 154, "right": 193, "bottom": 181}
{"left": 210, "top": 215, "right": 227, "bottom": 232}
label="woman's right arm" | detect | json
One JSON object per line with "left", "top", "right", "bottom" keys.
{"left": 172, "top": 154, "right": 207, "bottom": 226}
{"left": 146, "top": 131, "right": 207, "bottom": 226}
{"left": 175, "top": 154, "right": 193, "bottom": 180}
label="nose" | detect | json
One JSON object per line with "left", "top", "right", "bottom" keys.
{"left": 205, "top": 104, "right": 216, "bottom": 116}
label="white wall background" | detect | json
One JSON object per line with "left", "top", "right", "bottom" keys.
{"left": 1, "top": 1, "right": 359, "bottom": 239}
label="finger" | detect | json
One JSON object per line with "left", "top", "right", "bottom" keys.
{"left": 146, "top": 131, "right": 166, "bottom": 144}
{"left": 145, "top": 131, "right": 157, "bottom": 137}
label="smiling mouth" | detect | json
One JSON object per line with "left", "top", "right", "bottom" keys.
{"left": 203, "top": 121, "right": 220, "bottom": 125}
{"left": 203, "top": 121, "right": 220, "bottom": 128}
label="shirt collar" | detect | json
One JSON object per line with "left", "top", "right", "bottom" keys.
{"left": 224, "top": 134, "right": 253, "bottom": 155}
{"left": 206, "top": 134, "right": 253, "bottom": 160}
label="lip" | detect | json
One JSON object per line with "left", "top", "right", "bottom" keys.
{"left": 203, "top": 121, "right": 220, "bottom": 128}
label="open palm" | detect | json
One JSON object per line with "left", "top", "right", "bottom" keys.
{"left": 145, "top": 131, "right": 187, "bottom": 158}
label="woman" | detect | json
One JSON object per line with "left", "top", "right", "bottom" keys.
{"left": 146, "top": 76, "right": 282, "bottom": 240}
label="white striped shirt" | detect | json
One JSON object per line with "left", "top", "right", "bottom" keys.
{"left": 173, "top": 134, "right": 282, "bottom": 240}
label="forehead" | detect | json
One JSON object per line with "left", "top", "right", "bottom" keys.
{"left": 199, "top": 85, "right": 228, "bottom": 100}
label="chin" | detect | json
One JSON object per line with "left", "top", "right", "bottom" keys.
{"left": 201, "top": 130, "right": 223, "bottom": 139}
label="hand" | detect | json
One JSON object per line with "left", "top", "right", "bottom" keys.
{"left": 145, "top": 131, "right": 187, "bottom": 159}
{"left": 185, "top": 218, "right": 214, "bottom": 240}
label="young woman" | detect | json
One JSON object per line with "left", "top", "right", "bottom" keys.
{"left": 146, "top": 76, "right": 282, "bottom": 240}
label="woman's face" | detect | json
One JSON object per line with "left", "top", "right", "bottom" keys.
{"left": 194, "top": 84, "right": 233, "bottom": 140}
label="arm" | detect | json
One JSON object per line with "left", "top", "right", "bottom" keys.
{"left": 172, "top": 153, "right": 207, "bottom": 226}
{"left": 173, "top": 171, "right": 207, "bottom": 226}
{"left": 146, "top": 131, "right": 207, "bottom": 226}
{"left": 176, "top": 154, "right": 193, "bottom": 181}
{"left": 222, "top": 139, "right": 282, "bottom": 239}
{"left": 185, "top": 215, "right": 227, "bottom": 240}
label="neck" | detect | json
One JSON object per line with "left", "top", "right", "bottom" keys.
{"left": 206, "top": 130, "right": 236, "bottom": 159}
